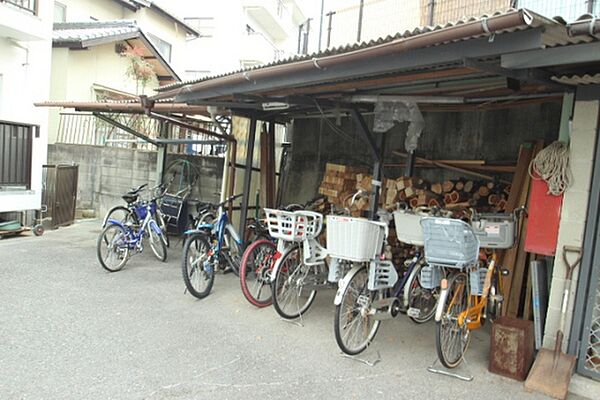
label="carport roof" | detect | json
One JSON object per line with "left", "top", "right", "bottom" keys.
{"left": 148, "top": 8, "right": 600, "bottom": 116}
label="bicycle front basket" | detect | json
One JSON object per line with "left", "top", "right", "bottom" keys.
{"left": 326, "top": 215, "right": 387, "bottom": 262}
{"left": 264, "top": 208, "right": 323, "bottom": 242}
{"left": 420, "top": 217, "right": 479, "bottom": 269}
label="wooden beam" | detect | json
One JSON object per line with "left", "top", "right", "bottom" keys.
{"left": 393, "top": 151, "right": 512, "bottom": 184}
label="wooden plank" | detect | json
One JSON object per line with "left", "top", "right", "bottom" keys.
{"left": 501, "top": 140, "right": 544, "bottom": 317}
{"left": 393, "top": 151, "right": 512, "bottom": 184}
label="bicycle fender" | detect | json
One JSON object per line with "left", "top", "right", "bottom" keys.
{"left": 148, "top": 219, "right": 162, "bottom": 234}
{"left": 334, "top": 264, "right": 365, "bottom": 306}
{"left": 105, "top": 219, "right": 126, "bottom": 230}
{"left": 435, "top": 283, "right": 450, "bottom": 322}
{"left": 403, "top": 258, "right": 421, "bottom": 308}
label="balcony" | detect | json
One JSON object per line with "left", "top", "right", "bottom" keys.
{"left": 243, "top": 0, "right": 295, "bottom": 40}
{"left": 0, "top": 0, "right": 46, "bottom": 41}
{"left": 240, "top": 32, "right": 284, "bottom": 65}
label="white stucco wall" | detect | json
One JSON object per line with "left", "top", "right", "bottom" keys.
{"left": 0, "top": 1, "right": 53, "bottom": 213}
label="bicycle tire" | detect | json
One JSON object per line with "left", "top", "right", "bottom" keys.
{"left": 155, "top": 209, "right": 170, "bottom": 248}
{"left": 97, "top": 224, "right": 129, "bottom": 272}
{"left": 148, "top": 222, "right": 167, "bottom": 262}
{"left": 182, "top": 234, "right": 215, "bottom": 299}
{"left": 407, "top": 263, "right": 438, "bottom": 324}
{"left": 102, "top": 206, "right": 135, "bottom": 228}
{"left": 334, "top": 265, "right": 381, "bottom": 355}
{"left": 239, "top": 239, "right": 276, "bottom": 308}
{"left": 271, "top": 244, "right": 317, "bottom": 319}
{"left": 435, "top": 271, "right": 471, "bottom": 369}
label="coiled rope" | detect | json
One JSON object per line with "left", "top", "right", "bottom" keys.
{"left": 529, "top": 141, "right": 572, "bottom": 196}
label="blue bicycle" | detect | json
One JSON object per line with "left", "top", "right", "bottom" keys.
{"left": 181, "top": 194, "right": 245, "bottom": 299}
{"left": 97, "top": 199, "right": 168, "bottom": 272}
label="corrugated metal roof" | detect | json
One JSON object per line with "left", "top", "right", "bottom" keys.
{"left": 553, "top": 73, "right": 600, "bottom": 85}
{"left": 53, "top": 20, "right": 139, "bottom": 45}
{"left": 156, "top": 8, "right": 589, "bottom": 93}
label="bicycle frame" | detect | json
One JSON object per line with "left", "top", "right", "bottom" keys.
{"left": 107, "top": 204, "right": 162, "bottom": 249}
{"left": 436, "top": 252, "right": 499, "bottom": 331}
{"left": 185, "top": 205, "right": 243, "bottom": 253}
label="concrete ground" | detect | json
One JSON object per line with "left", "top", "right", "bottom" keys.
{"left": 0, "top": 220, "right": 591, "bottom": 400}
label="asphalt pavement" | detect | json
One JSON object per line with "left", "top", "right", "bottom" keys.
{"left": 0, "top": 220, "right": 588, "bottom": 399}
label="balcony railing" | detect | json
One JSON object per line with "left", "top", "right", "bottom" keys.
{"left": 56, "top": 112, "right": 226, "bottom": 156}
{"left": 0, "top": 120, "right": 36, "bottom": 190}
{"left": 1, "top": 0, "right": 38, "bottom": 15}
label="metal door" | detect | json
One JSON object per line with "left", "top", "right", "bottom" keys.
{"left": 569, "top": 119, "right": 600, "bottom": 381}
{"left": 42, "top": 165, "right": 78, "bottom": 228}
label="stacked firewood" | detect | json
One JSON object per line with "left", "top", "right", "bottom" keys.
{"left": 384, "top": 176, "right": 510, "bottom": 212}
{"left": 318, "top": 163, "right": 511, "bottom": 216}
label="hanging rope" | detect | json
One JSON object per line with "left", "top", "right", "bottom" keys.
{"left": 529, "top": 141, "right": 572, "bottom": 196}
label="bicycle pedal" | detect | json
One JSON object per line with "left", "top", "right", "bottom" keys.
{"left": 407, "top": 308, "right": 421, "bottom": 318}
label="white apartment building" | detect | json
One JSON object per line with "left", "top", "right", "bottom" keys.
{"left": 0, "top": 0, "right": 53, "bottom": 214}
{"left": 172, "top": 0, "right": 308, "bottom": 81}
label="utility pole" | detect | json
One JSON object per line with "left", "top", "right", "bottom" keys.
{"left": 357, "top": 0, "right": 364, "bottom": 42}
{"left": 326, "top": 11, "right": 335, "bottom": 48}
{"left": 303, "top": 18, "right": 311, "bottom": 54}
{"left": 297, "top": 22, "right": 304, "bottom": 54}
{"left": 318, "top": 0, "right": 325, "bottom": 51}
{"left": 427, "top": 0, "right": 435, "bottom": 26}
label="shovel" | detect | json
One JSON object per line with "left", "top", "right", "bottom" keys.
{"left": 524, "top": 245, "right": 582, "bottom": 399}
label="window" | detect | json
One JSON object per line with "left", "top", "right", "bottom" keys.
{"left": 147, "top": 33, "right": 172, "bottom": 62}
{"left": 184, "top": 17, "right": 215, "bottom": 37}
{"left": 53, "top": 2, "right": 66, "bottom": 23}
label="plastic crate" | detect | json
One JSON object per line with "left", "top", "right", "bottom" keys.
{"left": 420, "top": 265, "right": 441, "bottom": 289}
{"left": 393, "top": 209, "right": 424, "bottom": 246}
{"left": 264, "top": 208, "right": 322, "bottom": 242}
{"left": 420, "top": 217, "right": 480, "bottom": 269}
{"left": 470, "top": 267, "right": 489, "bottom": 296}
{"left": 471, "top": 213, "right": 516, "bottom": 249}
{"left": 326, "top": 215, "right": 387, "bottom": 262}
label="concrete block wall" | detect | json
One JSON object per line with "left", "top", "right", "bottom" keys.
{"left": 543, "top": 100, "right": 600, "bottom": 351}
{"left": 47, "top": 144, "right": 223, "bottom": 218}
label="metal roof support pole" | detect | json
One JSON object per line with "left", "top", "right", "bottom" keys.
{"left": 404, "top": 151, "right": 416, "bottom": 177}
{"left": 156, "top": 121, "right": 168, "bottom": 185}
{"left": 94, "top": 112, "right": 158, "bottom": 145}
{"left": 357, "top": 0, "right": 364, "bottom": 42}
{"left": 239, "top": 115, "right": 257, "bottom": 238}
{"left": 351, "top": 108, "right": 383, "bottom": 220}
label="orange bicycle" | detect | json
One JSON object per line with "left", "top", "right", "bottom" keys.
{"left": 421, "top": 208, "right": 524, "bottom": 368}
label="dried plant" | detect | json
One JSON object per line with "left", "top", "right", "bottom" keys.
{"left": 122, "top": 45, "right": 157, "bottom": 93}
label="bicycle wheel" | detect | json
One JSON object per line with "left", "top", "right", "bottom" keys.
{"left": 272, "top": 245, "right": 317, "bottom": 319}
{"left": 407, "top": 263, "right": 438, "bottom": 324}
{"left": 102, "top": 206, "right": 135, "bottom": 228}
{"left": 148, "top": 222, "right": 167, "bottom": 262}
{"left": 334, "top": 265, "right": 381, "bottom": 355}
{"left": 239, "top": 239, "right": 276, "bottom": 308}
{"left": 97, "top": 224, "right": 130, "bottom": 272}
{"left": 435, "top": 271, "right": 471, "bottom": 368}
{"left": 223, "top": 230, "right": 243, "bottom": 276}
{"left": 155, "top": 209, "right": 170, "bottom": 248}
{"left": 182, "top": 234, "right": 215, "bottom": 299}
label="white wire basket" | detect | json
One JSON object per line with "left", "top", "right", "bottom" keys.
{"left": 421, "top": 217, "right": 480, "bottom": 269}
{"left": 469, "top": 267, "right": 489, "bottom": 296}
{"left": 264, "top": 208, "right": 323, "bottom": 242}
{"left": 393, "top": 209, "right": 425, "bottom": 246}
{"left": 420, "top": 265, "right": 441, "bottom": 289}
{"left": 326, "top": 215, "right": 387, "bottom": 262}
{"left": 470, "top": 213, "right": 516, "bottom": 249}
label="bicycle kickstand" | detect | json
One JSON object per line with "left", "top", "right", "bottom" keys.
{"left": 427, "top": 357, "right": 474, "bottom": 382}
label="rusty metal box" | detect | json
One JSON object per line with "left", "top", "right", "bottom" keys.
{"left": 489, "top": 317, "right": 535, "bottom": 381}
